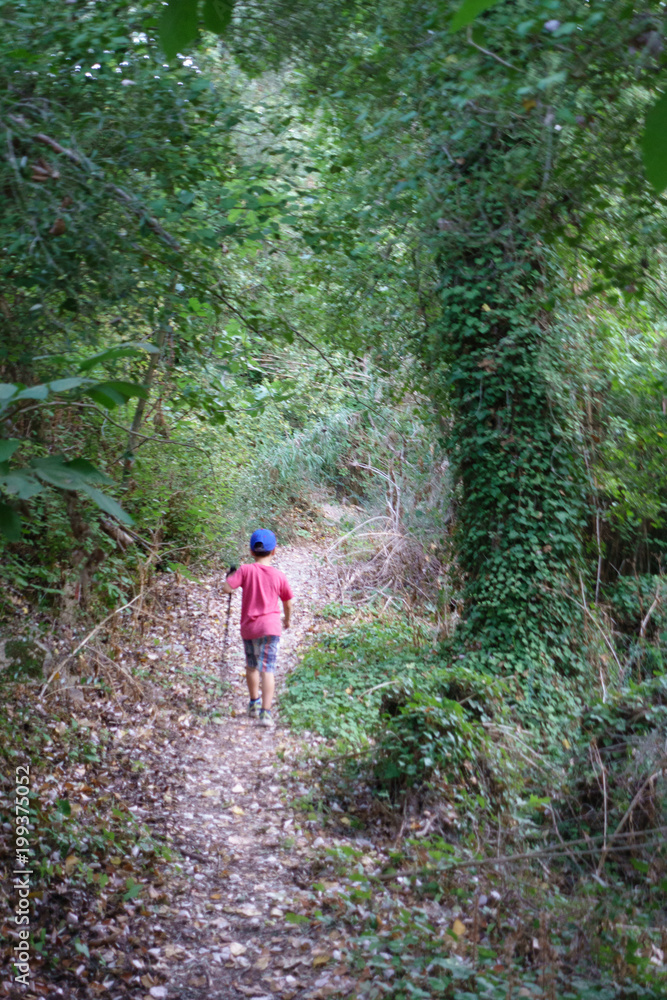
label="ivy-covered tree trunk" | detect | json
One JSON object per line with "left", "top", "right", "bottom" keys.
{"left": 431, "top": 227, "right": 585, "bottom": 704}
{"left": 410, "top": 80, "right": 589, "bottom": 705}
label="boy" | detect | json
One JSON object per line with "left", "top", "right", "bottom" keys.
{"left": 222, "top": 529, "right": 293, "bottom": 728}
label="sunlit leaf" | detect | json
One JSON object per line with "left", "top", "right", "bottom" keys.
{"left": 123, "top": 879, "right": 144, "bottom": 900}
{"left": 73, "top": 938, "right": 89, "bottom": 957}
{"left": 30, "top": 457, "right": 119, "bottom": 507}
{"left": 31, "top": 455, "right": 84, "bottom": 489}
{"left": 47, "top": 377, "right": 84, "bottom": 392}
{"left": 13, "top": 384, "right": 49, "bottom": 402}
{"left": 450, "top": 0, "right": 504, "bottom": 32}
{"left": 0, "top": 384, "right": 18, "bottom": 404}
{"left": 167, "top": 561, "right": 201, "bottom": 582}
{"left": 66, "top": 458, "right": 113, "bottom": 484}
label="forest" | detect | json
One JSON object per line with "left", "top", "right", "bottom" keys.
{"left": 0, "top": 0, "right": 666, "bottom": 998}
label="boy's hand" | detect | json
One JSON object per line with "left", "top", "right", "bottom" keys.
{"left": 221, "top": 566, "right": 237, "bottom": 595}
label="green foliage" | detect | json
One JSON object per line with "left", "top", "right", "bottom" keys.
{"left": 284, "top": 618, "right": 513, "bottom": 816}
{"left": 344, "top": 887, "right": 665, "bottom": 999}
{"left": 603, "top": 575, "right": 667, "bottom": 676}
{"left": 159, "top": 0, "right": 200, "bottom": 58}
{"left": 0, "top": 0, "right": 315, "bottom": 603}
{"left": 158, "top": 0, "right": 235, "bottom": 58}
{"left": 203, "top": 0, "right": 235, "bottom": 34}
{"left": 232, "top": 0, "right": 667, "bottom": 699}
{"left": 373, "top": 663, "right": 513, "bottom": 813}
{"left": 449, "top": 0, "right": 503, "bottom": 33}
{"left": 641, "top": 89, "right": 667, "bottom": 194}
{"left": 282, "top": 617, "right": 423, "bottom": 746}
{"left": 0, "top": 427, "right": 134, "bottom": 537}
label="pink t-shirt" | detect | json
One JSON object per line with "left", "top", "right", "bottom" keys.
{"left": 226, "top": 562, "right": 294, "bottom": 640}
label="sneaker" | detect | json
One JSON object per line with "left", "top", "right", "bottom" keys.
{"left": 259, "top": 708, "right": 274, "bottom": 728}
{"left": 248, "top": 699, "right": 261, "bottom": 718}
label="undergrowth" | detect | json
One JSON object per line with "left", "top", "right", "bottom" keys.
{"left": 285, "top": 611, "right": 667, "bottom": 1000}
{"left": 281, "top": 609, "right": 433, "bottom": 748}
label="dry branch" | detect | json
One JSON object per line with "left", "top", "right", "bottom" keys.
{"left": 4, "top": 121, "right": 181, "bottom": 249}
{"left": 39, "top": 593, "right": 143, "bottom": 698}
{"left": 375, "top": 825, "right": 667, "bottom": 881}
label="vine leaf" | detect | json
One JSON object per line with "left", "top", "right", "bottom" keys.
{"left": 450, "top": 0, "right": 503, "bottom": 32}
{"left": 159, "top": 0, "right": 199, "bottom": 59}
{"left": 80, "top": 342, "right": 160, "bottom": 373}
{"left": 0, "top": 501, "right": 21, "bottom": 540}
{"left": 0, "top": 439, "right": 21, "bottom": 462}
{"left": 84, "top": 381, "right": 148, "bottom": 409}
{"left": 203, "top": 0, "right": 234, "bottom": 33}
{"left": 1, "top": 454, "right": 133, "bottom": 536}
{"left": 78, "top": 484, "right": 134, "bottom": 525}
{"left": 641, "top": 91, "right": 667, "bottom": 193}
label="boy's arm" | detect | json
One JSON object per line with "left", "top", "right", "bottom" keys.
{"left": 221, "top": 565, "right": 240, "bottom": 595}
{"left": 282, "top": 598, "right": 293, "bottom": 629}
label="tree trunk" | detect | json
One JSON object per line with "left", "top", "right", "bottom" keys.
{"left": 123, "top": 325, "right": 167, "bottom": 480}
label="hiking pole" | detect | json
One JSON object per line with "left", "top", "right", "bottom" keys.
{"left": 219, "top": 564, "right": 236, "bottom": 682}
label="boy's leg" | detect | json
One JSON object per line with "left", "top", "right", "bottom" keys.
{"left": 246, "top": 667, "right": 260, "bottom": 701}
{"left": 261, "top": 671, "right": 275, "bottom": 711}
{"left": 243, "top": 640, "right": 261, "bottom": 709}
{"left": 258, "top": 636, "right": 279, "bottom": 712}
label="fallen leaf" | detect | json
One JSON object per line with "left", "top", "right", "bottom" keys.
{"left": 230, "top": 805, "right": 244, "bottom": 816}
{"left": 452, "top": 919, "right": 466, "bottom": 938}
{"left": 313, "top": 953, "right": 331, "bottom": 967}
{"left": 229, "top": 941, "right": 247, "bottom": 956}
{"left": 164, "top": 944, "right": 185, "bottom": 959}
{"left": 64, "top": 854, "right": 79, "bottom": 875}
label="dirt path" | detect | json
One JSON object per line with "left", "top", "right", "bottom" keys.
{"left": 150, "top": 543, "right": 356, "bottom": 1000}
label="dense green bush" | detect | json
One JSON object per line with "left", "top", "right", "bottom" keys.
{"left": 282, "top": 614, "right": 426, "bottom": 745}
{"left": 283, "top": 616, "right": 515, "bottom": 817}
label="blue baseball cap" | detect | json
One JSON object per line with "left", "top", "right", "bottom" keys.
{"left": 250, "top": 528, "right": 276, "bottom": 554}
